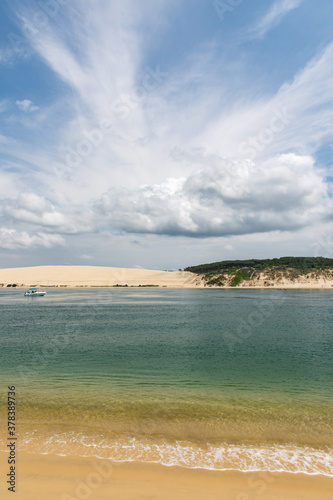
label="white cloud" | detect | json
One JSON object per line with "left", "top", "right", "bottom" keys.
{"left": 0, "top": 228, "right": 64, "bottom": 250}
{"left": 0, "top": 171, "right": 21, "bottom": 200}
{"left": 0, "top": 193, "right": 96, "bottom": 235}
{"left": 200, "top": 42, "right": 333, "bottom": 162}
{"left": 15, "top": 99, "right": 39, "bottom": 112}
{"left": 0, "top": 48, "right": 14, "bottom": 64}
{"left": 7, "top": 0, "right": 333, "bottom": 199}
{"left": 6, "top": 0, "right": 177, "bottom": 199}
{"left": 95, "top": 154, "right": 331, "bottom": 237}
{"left": 246, "top": 0, "right": 304, "bottom": 40}
{"left": 2, "top": 154, "right": 329, "bottom": 243}
{"left": 1, "top": 0, "right": 333, "bottom": 267}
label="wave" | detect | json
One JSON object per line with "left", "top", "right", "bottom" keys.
{"left": 2, "top": 431, "right": 333, "bottom": 476}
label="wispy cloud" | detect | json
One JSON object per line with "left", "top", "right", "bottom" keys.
{"left": 246, "top": 0, "right": 304, "bottom": 40}
{"left": 0, "top": 134, "right": 16, "bottom": 145}
{"left": 200, "top": 42, "right": 333, "bottom": 161}
{"left": 15, "top": 99, "right": 39, "bottom": 112}
{"left": 0, "top": 47, "right": 14, "bottom": 64}
{"left": 5, "top": 1, "right": 333, "bottom": 184}
{"left": 1, "top": 0, "right": 333, "bottom": 262}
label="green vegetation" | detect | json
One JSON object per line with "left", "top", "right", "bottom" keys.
{"left": 230, "top": 269, "right": 251, "bottom": 287}
{"left": 138, "top": 284, "right": 159, "bottom": 287}
{"left": 185, "top": 257, "right": 333, "bottom": 274}
{"left": 206, "top": 276, "right": 225, "bottom": 287}
{"left": 185, "top": 257, "right": 333, "bottom": 287}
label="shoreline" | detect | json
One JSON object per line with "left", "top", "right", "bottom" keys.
{"left": 2, "top": 285, "right": 333, "bottom": 290}
{"left": 0, "top": 265, "right": 332, "bottom": 289}
{"left": 1, "top": 452, "right": 333, "bottom": 499}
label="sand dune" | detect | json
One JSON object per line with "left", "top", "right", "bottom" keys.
{"left": 0, "top": 265, "right": 332, "bottom": 289}
{"left": 0, "top": 265, "right": 204, "bottom": 288}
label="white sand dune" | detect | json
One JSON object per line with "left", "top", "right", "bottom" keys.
{"left": 0, "top": 265, "right": 204, "bottom": 288}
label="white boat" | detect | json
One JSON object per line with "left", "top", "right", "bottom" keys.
{"left": 24, "top": 288, "right": 47, "bottom": 297}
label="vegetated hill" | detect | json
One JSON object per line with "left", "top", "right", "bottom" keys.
{"left": 184, "top": 257, "right": 333, "bottom": 287}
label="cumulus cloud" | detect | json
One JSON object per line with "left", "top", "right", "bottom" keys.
{"left": 95, "top": 154, "right": 330, "bottom": 237}
{"left": 15, "top": 99, "right": 39, "bottom": 112}
{"left": 2, "top": 154, "right": 329, "bottom": 242}
{"left": 0, "top": 193, "right": 96, "bottom": 234}
{"left": 0, "top": 228, "right": 64, "bottom": 250}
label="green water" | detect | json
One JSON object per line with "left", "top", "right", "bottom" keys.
{"left": 0, "top": 288, "right": 332, "bottom": 473}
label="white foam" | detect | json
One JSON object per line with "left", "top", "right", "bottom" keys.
{"left": 2, "top": 432, "right": 332, "bottom": 476}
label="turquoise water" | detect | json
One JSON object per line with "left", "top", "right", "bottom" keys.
{"left": 0, "top": 288, "right": 332, "bottom": 474}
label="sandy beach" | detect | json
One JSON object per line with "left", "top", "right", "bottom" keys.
{"left": 0, "top": 265, "right": 204, "bottom": 288}
{"left": 1, "top": 452, "right": 332, "bottom": 500}
{"left": 0, "top": 265, "right": 333, "bottom": 288}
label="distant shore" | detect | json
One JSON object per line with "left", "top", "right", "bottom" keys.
{"left": 0, "top": 265, "right": 332, "bottom": 289}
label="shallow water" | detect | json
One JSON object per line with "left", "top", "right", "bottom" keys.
{"left": 0, "top": 288, "right": 332, "bottom": 474}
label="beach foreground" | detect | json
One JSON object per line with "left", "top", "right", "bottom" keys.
{"left": 1, "top": 452, "right": 332, "bottom": 500}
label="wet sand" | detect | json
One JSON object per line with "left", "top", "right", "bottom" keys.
{"left": 0, "top": 452, "right": 332, "bottom": 499}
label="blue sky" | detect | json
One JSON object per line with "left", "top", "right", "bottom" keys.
{"left": 0, "top": 0, "right": 333, "bottom": 269}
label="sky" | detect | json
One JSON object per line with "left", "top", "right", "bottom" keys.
{"left": 0, "top": 0, "right": 333, "bottom": 270}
